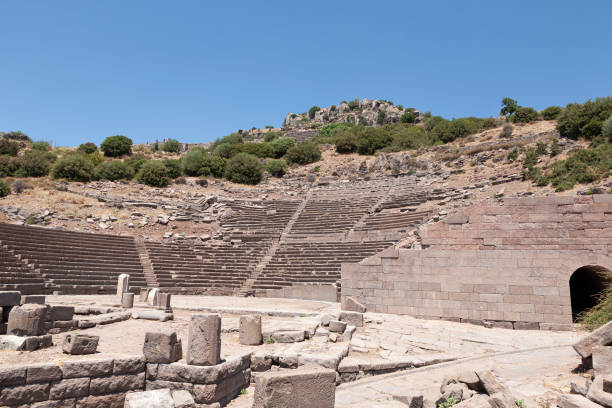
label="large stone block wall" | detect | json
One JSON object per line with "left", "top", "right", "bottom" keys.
{"left": 0, "top": 354, "right": 250, "bottom": 407}
{"left": 341, "top": 194, "right": 612, "bottom": 330}
{"left": 342, "top": 249, "right": 612, "bottom": 330}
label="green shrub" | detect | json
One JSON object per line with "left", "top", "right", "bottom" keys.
{"left": 213, "top": 143, "right": 233, "bottom": 159}
{"left": 137, "top": 160, "right": 170, "bottom": 187}
{"left": 400, "top": 111, "right": 416, "bottom": 124}
{"left": 94, "top": 160, "right": 134, "bottom": 181}
{"left": 264, "top": 132, "right": 282, "bottom": 142}
{"left": 162, "top": 139, "right": 181, "bottom": 153}
{"left": 32, "top": 141, "right": 51, "bottom": 151}
{"left": 237, "top": 142, "right": 272, "bottom": 158}
{"left": 430, "top": 118, "right": 478, "bottom": 143}
{"left": 12, "top": 179, "right": 27, "bottom": 193}
{"left": 51, "top": 154, "right": 94, "bottom": 181}
{"left": 224, "top": 153, "right": 263, "bottom": 185}
{"left": 308, "top": 106, "right": 321, "bottom": 119}
{"left": 0, "top": 139, "right": 20, "bottom": 156}
{"left": 507, "top": 147, "right": 519, "bottom": 161}
{"left": 0, "top": 156, "right": 20, "bottom": 177}
{"left": 284, "top": 142, "right": 321, "bottom": 165}
{"left": 316, "top": 123, "right": 354, "bottom": 143}
{"left": 536, "top": 141, "right": 548, "bottom": 155}
{"left": 602, "top": 114, "right": 612, "bottom": 142}
{"left": 162, "top": 159, "right": 182, "bottom": 179}
{"left": 199, "top": 155, "right": 227, "bottom": 178}
{"left": 19, "top": 150, "right": 51, "bottom": 177}
{"left": 3, "top": 131, "right": 30, "bottom": 141}
{"left": 557, "top": 97, "right": 612, "bottom": 140}
{"left": 265, "top": 159, "right": 287, "bottom": 177}
{"left": 549, "top": 140, "right": 561, "bottom": 157}
{"left": 542, "top": 106, "right": 563, "bottom": 120}
{"left": 0, "top": 179, "right": 10, "bottom": 197}
{"left": 88, "top": 151, "right": 104, "bottom": 166}
{"left": 548, "top": 142, "right": 611, "bottom": 191}
{"left": 182, "top": 148, "right": 207, "bottom": 176}
{"left": 269, "top": 137, "right": 295, "bottom": 158}
{"left": 78, "top": 142, "right": 98, "bottom": 154}
{"left": 100, "top": 135, "right": 133, "bottom": 157}
{"left": 126, "top": 155, "right": 149, "bottom": 174}
{"left": 153, "top": 141, "right": 159, "bottom": 151}
{"left": 388, "top": 125, "right": 430, "bottom": 151}
{"left": 333, "top": 132, "right": 358, "bottom": 154}
{"left": 217, "top": 132, "right": 243, "bottom": 146}
{"left": 424, "top": 116, "right": 446, "bottom": 132}
{"left": 510, "top": 107, "right": 539, "bottom": 123}
{"left": 377, "top": 111, "right": 386, "bottom": 125}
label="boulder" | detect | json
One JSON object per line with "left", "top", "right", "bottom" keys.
{"left": 557, "top": 394, "right": 603, "bottom": 408}
{"left": 339, "top": 311, "right": 363, "bottom": 327}
{"left": 62, "top": 334, "right": 99, "bottom": 355}
{"left": 573, "top": 320, "right": 612, "bottom": 359}
{"left": 328, "top": 320, "right": 347, "bottom": 333}
{"left": 436, "top": 383, "right": 470, "bottom": 406}
{"left": 143, "top": 332, "right": 182, "bottom": 364}
{"left": 341, "top": 297, "right": 366, "bottom": 313}
{"left": 587, "top": 376, "right": 612, "bottom": 406}
{"left": 239, "top": 315, "right": 262, "bottom": 345}
{"left": 453, "top": 395, "right": 490, "bottom": 407}
{"left": 124, "top": 388, "right": 174, "bottom": 408}
{"left": 253, "top": 366, "right": 335, "bottom": 408}
{"left": 593, "top": 346, "right": 612, "bottom": 377}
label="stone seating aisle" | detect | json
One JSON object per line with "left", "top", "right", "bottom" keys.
{"left": 354, "top": 210, "right": 431, "bottom": 231}
{"left": 0, "top": 223, "right": 146, "bottom": 294}
{"left": 252, "top": 240, "right": 394, "bottom": 290}
{"left": 288, "top": 199, "right": 372, "bottom": 236}
{"left": 219, "top": 200, "right": 300, "bottom": 234}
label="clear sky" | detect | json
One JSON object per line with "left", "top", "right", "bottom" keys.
{"left": 1, "top": 1, "right": 610, "bottom": 147}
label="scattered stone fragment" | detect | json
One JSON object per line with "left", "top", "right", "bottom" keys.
{"left": 239, "top": 315, "right": 262, "bottom": 345}
{"left": 7, "top": 304, "right": 49, "bottom": 336}
{"left": 122, "top": 292, "right": 135, "bottom": 308}
{"left": 328, "top": 320, "right": 347, "bottom": 333}
{"left": 133, "top": 310, "right": 173, "bottom": 322}
{"left": 339, "top": 311, "right": 363, "bottom": 327}
{"left": 341, "top": 297, "right": 366, "bottom": 313}
{"left": 143, "top": 332, "right": 183, "bottom": 363}
{"left": 557, "top": 394, "right": 603, "bottom": 408}
{"left": 62, "top": 334, "right": 99, "bottom": 355}
{"left": 391, "top": 391, "right": 424, "bottom": 408}
{"left": 573, "top": 320, "right": 612, "bottom": 359}
{"left": 124, "top": 388, "right": 174, "bottom": 408}
{"left": 172, "top": 389, "right": 196, "bottom": 408}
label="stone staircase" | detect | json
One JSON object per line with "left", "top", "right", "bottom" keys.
{"left": 235, "top": 189, "right": 312, "bottom": 296}
{"left": 134, "top": 237, "right": 158, "bottom": 288}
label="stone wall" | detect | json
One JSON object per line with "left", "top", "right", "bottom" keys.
{"left": 0, "top": 354, "right": 250, "bottom": 407}
{"left": 341, "top": 195, "right": 612, "bottom": 330}
{"left": 257, "top": 283, "right": 338, "bottom": 302}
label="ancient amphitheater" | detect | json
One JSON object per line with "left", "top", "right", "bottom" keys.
{"left": 0, "top": 175, "right": 611, "bottom": 407}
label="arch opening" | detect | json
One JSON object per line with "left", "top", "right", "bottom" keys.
{"left": 569, "top": 265, "right": 611, "bottom": 322}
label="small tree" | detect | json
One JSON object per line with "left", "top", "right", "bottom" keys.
{"left": 20, "top": 150, "right": 51, "bottom": 177}
{"left": 51, "top": 154, "right": 95, "bottom": 181}
{"left": 162, "top": 139, "right": 181, "bottom": 153}
{"left": 541, "top": 106, "right": 563, "bottom": 120}
{"left": 100, "top": 135, "right": 133, "bottom": 157}
{"left": 265, "top": 159, "right": 287, "bottom": 177}
{"left": 400, "top": 111, "right": 416, "bottom": 124}
{"left": 0, "top": 139, "right": 20, "bottom": 156}
{"left": 269, "top": 137, "right": 295, "bottom": 158}
{"left": 510, "top": 107, "right": 539, "bottom": 123}
{"left": 93, "top": 160, "right": 134, "bottom": 181}
{"left": 77, "top": 142, "right": 98, "bottom": 154}
{"left": 308, "top": 106, "right": 321, "bottom": 119}
{"left": 32, "top": 141, "right": 51, "bottom": 151}
{"left": 284, "top": 142, "right": 321, "bottom": 165}
{"left": 224, "top": 153, "right": 263, "bottom": 185}
{"left": 602, "top": 114, "right": 612, "bottom": 142}
{"left": 182, "top": 148, "right": 206, "bottom": 176}
{"left": 500, "top": 97, "right": 518, "bottom": 116}
{"left": 0, "top": 179, "right": 10, "bottom": 197}
{"left": 137, "top": 160, "right": 170, "bottom": 187}
{"left": 162, "top": 159, "right": 182, "bottom": 179}
{"left": 377, "top": 111, "right": 386, "bottom": 125}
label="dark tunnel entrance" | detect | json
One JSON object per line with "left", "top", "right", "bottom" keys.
{"left": 569, "top": 265, "right": 611, "bottom": 321}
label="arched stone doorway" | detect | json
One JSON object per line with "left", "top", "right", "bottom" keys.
{"left": 569, "top": 265, "right": 611, "bottom": 321}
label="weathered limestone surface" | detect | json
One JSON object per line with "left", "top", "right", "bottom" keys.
{"left": 143, "top": 332, "right": 182, "bottom": 364}
{"left": 124, "top": 388, "right": 174, "bottom": 408}
{"left": 62, "top": 334, "right": 99, "bottom": 355}
{"left": 239, "top": 315, "right": 262, "bottom": 345}
{"left": 574, "top": 321, "right": 612, "bottom": 359}
{"left": 186, "top": 314, "right": 221, "bottom": 366}
{"left": 253, "top": 366, "right": 336, "bottom": 408}
{"left": 7, "top": 304, "right": 49, "bottom": 336}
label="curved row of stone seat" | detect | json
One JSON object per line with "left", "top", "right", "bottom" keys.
{"left": 0, "top": 247, "right": 47, "bottom": 293}
{"left": 289, "top": 199, "right": 371, "bottom": 235}
{"left": 355, "top": 210, "right": 431, "bottom": 231}
{"left": 252, "top": 241, "right": 394, "bottom": 290}
{"left": 220, "top": 200, "right": 300, "bottom": 232}
{"left": 0, "top": 223, "right": 146, "bottom": 293}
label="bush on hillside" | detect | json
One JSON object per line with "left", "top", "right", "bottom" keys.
{"left": 162, "top": 159, "right": 182, "bottom": 179}
{"left": 212, "top": 143, "right": 233, "bottom": 159}
{"left": 269, "top": 137, "right": 295, "bottom": 158}
{"left": 317, "top": 123, "right": 354, "bottom": 142}
{"left": 556, "top": 97, "right": 612, "bottom": 140}
{"left": 100, "top": 135, "right": 133, "bottom": 157}
{"left": 264, "top": 132, "right": 282, "bottom": 142}
{"left": 182, "top": 148, "right": 207, "bottom": 176}
{"left": 88, "top": 151, "right": 104, "bottom": 166}
{"left": 0, "top": 179, "right": 10, "bottom": 197}
{"left": 2, "top": 131, "right": 30, "bottom": 141}
{"left": 12, "top": 179, "right": 27, "bottom": 194}
{"left": 237, "top": 142, "right": 272, "bottom": 158}
{"left": 602, "top": 114, "right": 612, "bottom": 142}
{"left": 224, "top": 153, "right": 263, "bottom": 185}
{"left": 51, "top": 154, "right": 95, "bottom": 181}
{"left": 333, "top": 132, "right": 358, "bottom": 153}
{"left": 19, "top": 150, "right": 51, "bottom": 177}
{"left": 430, "top": 118, "right": 478, "bottom": 143}
{"left": 400, "top": 111, "right": 416, "bottom": 124}
{"left": 308, "top": 106, "right": 321, "bottom": 119}
{"left": 0, "top": 156, "right": 21, "bottom": 177}
{"left": 202, "top": 155, "right": 226, "bottom": 178}
{"left": 377, "top": 111, "right": 386, "bottom": 125}
{"left": 0, "top": 139, "right": 20, "bottom": 156}
{"left": 510, "top": 107, "right": 539, "bottom": 123}
{"left": 549, "top": 139, "right": 561, "bottom": 157}
{"left": 548, "top": 142, "right": 611, "bottom": 191}
{"left": 387, "top": 125, "right": 430, "bottom": 151}
{"left": 542, "top": 106, "right": 563, "bottom": 120}
{"left": 78, "top": 142, "right": 98, "bottom": 154}
{"left": 125, "top": 155, "right": 149, "bottom": 174}
{"left": 500, "top": 97, "right": 518, "bottom": 116}
{"left": 265, "top": 159, "right": 287, "bottom": 177}
{"left": 162, "top": 139, "right": 181, "bottom": 153}
{"left": 32, "top": 141, "right": 51, "bottom": 151}
{"left": 578, "top": 285, "right": 612, "bottom": 330}
{"left": 137, "top": 160, "right": 170, "bottom": 187}
{"left": 94, "top": 160, "right": 134, "bottom": 181}
{"left": 284, "top": 142, "right": 321, "bottom": 165}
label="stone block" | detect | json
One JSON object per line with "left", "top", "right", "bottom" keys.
{"left": 62, "top": 334, "right": 99, "bottom": 355}
{"left": 475, "top": 370, "right": 507, "bottom": 396}
{"left": 251, "top": 352, "right": 273, "bottom": 372}
{"left": 61, "top": 359, "right": 114, "bottom": 378}
{"left": 592, "top": 346, "right": 612, "bottom": 377}
{"left": 122, "top": 292, "right": 135, "bottom": 308}
{"left": 193, "top": 369, "right": 250, "bottom": 405}
{"left": 0, "top": 291, "right": 21, "bottom": 306}
{"left": 153, "top": 354, "right": 251, "bottom": 385}
{"left": 513, "top": 321, "right": 539, "bottom": 330}
{"left": 341, "top": 297, "right": 367, "bottom": 313}
{"left": 253, "top": 366, "right": 335, "bottom": 408}
{"left": 124, "top": 389, "right": 174, "bottom": 408}
{"left": 172, "top": 389, "right": 196, "bottom": 408}
{"left": 0, "top": 365, "right": 26, "bottom": 386}
{"left": 7, "top": 304, "right": 49, "bottom": 336}
{"left": 147, "top": 288, "right": 159, "bottom": 306}
{"left": 239, "top": 315, "right": 262, "bottom": 345}
{"left": 89, "top": 372, "right": 145, "bottom": 395}
{"left": 339, "top": 311, "right": 363, "bottom": 327}
{"left": 75, "top": 392, "right": 126, "bottom": 408}
{"left": 391, "top": 391, "right": 424, "bottom": 407}
{"left": 51, "top": 306, "right": 75, "bottom": 321}
{"left": 117, "top": 273, "right": 130, "bottom": 298}
{"left": 271, "top": 330, "right": 305, "bottom": 343}
{"left": 586, "top": 376, "right": 612, "bottom": 407}
{"left": 27, "top": 363, "right": 62, "bottom": 384}
{"left": 49, "top": 377, "right": 91, "bottom": 399}
{"left": 156, "top": 293, "right": 172, "bottom": 310}
{"left": 604, "top": 375, "right": 612, "bottom": 393}
{"left": 186, "top": 314, "right": 221, "bottom": 366}
{"left": 0, "top": 383, "right": 50, "bottom": 406}
{"left": 133, "top": 310, "right": 173, "bottom": 321}
{"left": 574, "top": 320, "right": 612, "bottom": 359}
{"left": 144, "top": 332, "right": 183, "bottom": 364}
{"left": 145, "top": 379, "right": 194, "bottom": 392}
{"left": 139, "top": 288, "right": 150, "bottom": 302}
{"left": 21, "top": 295, "right": 46, "bottom": 305}
{"left": 114, "top": 356, "right": 145, "bottom": 375}
{"left": 328, "top": 320, "right": 347, "bottom": 333}
{"left": 557, "top": 394, "right": 603, "bottom": 408}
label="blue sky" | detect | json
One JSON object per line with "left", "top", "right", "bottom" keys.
{"left": 1, "top": 1, "right": 610, "bottom": 146}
